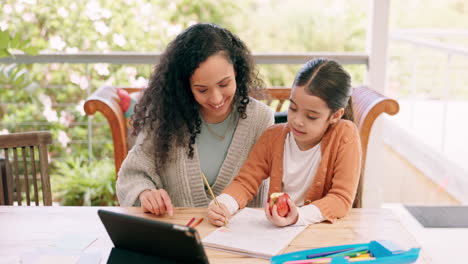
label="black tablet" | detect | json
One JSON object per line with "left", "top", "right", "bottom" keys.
{"left": 98, "top": 209, "right": 210, "bottom": 264}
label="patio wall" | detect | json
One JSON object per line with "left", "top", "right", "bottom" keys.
{"left": 363, "top": 117, "right": 461, "bottom": 207}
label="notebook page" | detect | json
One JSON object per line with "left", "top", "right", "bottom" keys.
{"left": 202, "top": 208, "right": 307, "bottom": 259}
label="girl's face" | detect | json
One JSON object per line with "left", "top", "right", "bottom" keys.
{"left": 190, "top": 52, "right": 237, "bottom": 123}
{"left": 288, "top": 85, "right": 344, "bottom": 150}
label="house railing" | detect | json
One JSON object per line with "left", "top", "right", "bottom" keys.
{"left": 386, "top": 31, "right": 468, "bottom": 203}
{"left": 0, "top": 52, "right": 368, "bottom": 161}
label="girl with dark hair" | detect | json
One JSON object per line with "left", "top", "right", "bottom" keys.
{"left": 116, "top": 23, "right": 274, "bottom": 215}
{"left": 208, "top": 58, "right": 362, "bottom": 227}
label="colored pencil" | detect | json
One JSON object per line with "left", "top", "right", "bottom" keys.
{"left": 191, "top": 218, "right": 204, "bottom": 228}
{"left": 186, "top": 217, "right": 195, "bottom": 227}
{"left": 327, "top": 246, "right": 368, "bottom": 257}
{"left": 349, "top": 257, "right": 375, "bottom": 262}
{"left": 306, "top": 247, "right": 355, "bottom": 259}
{"left": 285, "top": 256, "right": 376, "bottom": 264}
{"left": 341, "top": 250, "right": 369, "bottom": 258}
{"left": 349, "top": 253, "right": 371, "bottom": 258}
{"left": 285, "top": 257, "right": 350, "bottom": 264}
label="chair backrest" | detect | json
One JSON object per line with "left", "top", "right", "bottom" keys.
{"left": 84, "top": 86, "right": 399, "bottom": 207}
{"left": 0, "top": 131, "right": 53, "bottom": 206}
{"left": 349, "top": 86, "right": 399, "bottom": 207}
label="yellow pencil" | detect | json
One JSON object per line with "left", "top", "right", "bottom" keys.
{"left": 201, "top": 172, "right": 228, "bottom": 226}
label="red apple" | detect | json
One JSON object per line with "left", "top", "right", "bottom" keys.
{"left": 268, "top": 192, "right": 290, "bottom": 217}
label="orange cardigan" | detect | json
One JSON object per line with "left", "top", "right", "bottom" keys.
{"left": 223, "top": 120, "right": 362, "bottom": 222}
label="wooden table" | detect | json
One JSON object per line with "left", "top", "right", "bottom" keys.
{"left": 0, "top": 206, "right": 431, "bottom": 263}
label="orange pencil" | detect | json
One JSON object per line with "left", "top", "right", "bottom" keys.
{"left": 191, "top": 218, "right": 204, "bottom": 228}
{"left": 186, "top": 217, "right": 195, "bottom": 227}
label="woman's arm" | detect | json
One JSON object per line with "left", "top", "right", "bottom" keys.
{"left": 116, "top": 130, "right": 163, "bottom": 206}
{"left": 223, "top": 127, "right": 275, "bottom": 208}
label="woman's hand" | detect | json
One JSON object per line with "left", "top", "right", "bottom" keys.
{"left": 207, "top": 202, "right": 231, "bottom": 227}
{"left": 139, "top": 189, "right": 174, "bottom": 216}
{"left": 264, "top": 198, "right": 299, "bottom": 227}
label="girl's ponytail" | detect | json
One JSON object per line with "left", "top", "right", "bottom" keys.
{"left": 342, "top": 97, "right": 354, "bottom": 122}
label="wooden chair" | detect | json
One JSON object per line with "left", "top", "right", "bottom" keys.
{"left": 84, "top": 86, "right": 399, "bottom": 207}
{"left": 0, "top": 131, "right": 53, "bottom": 206}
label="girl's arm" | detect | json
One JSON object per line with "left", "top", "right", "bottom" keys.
{"left": 222, "top": 128, "right": 275, "bottom": 208}
{"left": 292, "top": 204, "right": 325, "bottom": 226}
{"left": 208, "top": 128, "right": 273, "bottom": 226}
{"left": 312, "top": 123, "right": 362, "bottom": 222}
{"left": 216, "top": 193, "right": 240, "bottom": 215}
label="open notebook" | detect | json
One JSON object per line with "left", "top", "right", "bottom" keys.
{"left": 202, "top": 208, "right": 308, "bottom": 259}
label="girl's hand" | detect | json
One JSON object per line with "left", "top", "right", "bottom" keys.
{"left": 207, "top": 202, "right": 231, "bottom": 227}
{"left": 264, "top": 198, "right": 299, "bottom": 227}
{"left": 139, "top": 189, "right": 174, "bottom": 216}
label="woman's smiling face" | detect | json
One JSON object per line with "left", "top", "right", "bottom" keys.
{"left": 190, "top": 52, "right": 237, "bottom": 123}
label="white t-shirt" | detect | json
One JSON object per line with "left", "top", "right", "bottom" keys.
{"left": 282, "top": 132, "right": 325, "bottom": 225}
{"left": 217, "top": 132, "right": 325, "bottom": 225}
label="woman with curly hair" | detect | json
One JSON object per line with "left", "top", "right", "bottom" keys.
{"left": 116, "top": 23, "right": 274, "bottom": 215}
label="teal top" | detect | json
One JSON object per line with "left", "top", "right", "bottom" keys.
{"left": 197, "top": 111, "right": 238, "bottom": 186}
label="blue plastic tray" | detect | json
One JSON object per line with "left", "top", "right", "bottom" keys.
{"left": 270, "top": 240, "right": 420, "bottom": 264}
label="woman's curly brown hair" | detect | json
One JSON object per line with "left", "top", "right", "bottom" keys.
{"left": 131, "top": 23, "right": 264, "bottom": 171}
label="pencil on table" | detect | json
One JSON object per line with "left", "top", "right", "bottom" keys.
{"left": 191, "top": 218, "right": 204, "bottom": 228}
{"left": 201, "top": 172, "right": 228, "bottom": 226}
{"left": 186, "top": 217, "right": 195, "bottom": 227}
